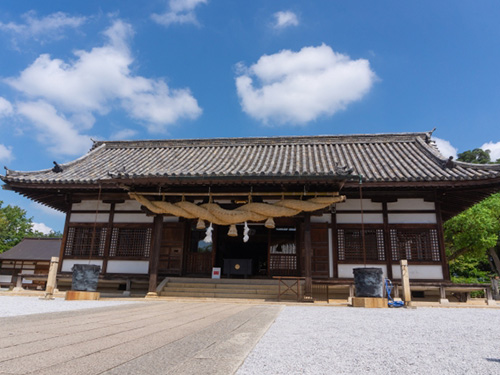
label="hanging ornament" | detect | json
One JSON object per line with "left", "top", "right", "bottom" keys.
{"left": 228, "top": 224, "right": 238, "bottom": 237}
{"left": 203, "top": 223, "right": 213, "bottom": 243}
{"left": 196, "top": 218, "right": 206, "bottom": 230}
{"left": 265, "top": 217, "right": 275, "bottom": 229}
{"left": 243, "top": 222, "right": 250, "bottom": 242}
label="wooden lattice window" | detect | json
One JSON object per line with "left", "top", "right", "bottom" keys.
{"left": 109, "top": 227, "right": 152, "bottom": 258}
{"left": 390, "top": 228, "right": 440, "bottom": 261}
{"left": 338, "top": 228, "right": 385, "bottom": 261}
{"left": 269, "top": 228, "right": 297, "bottom": 276}
{"left": 64, "top": 227, "right": 106, "bottom": 257}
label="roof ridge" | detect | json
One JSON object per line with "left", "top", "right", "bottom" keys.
{"left": 93, "top": 132, "right": 430, "bottom": 149}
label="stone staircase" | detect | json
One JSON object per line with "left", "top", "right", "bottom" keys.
{"left": 158, "top": 277, "right": 301, "bottom": 301}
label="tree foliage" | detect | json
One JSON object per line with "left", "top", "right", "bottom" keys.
{"left": 457, "top": 148, "right": 492, "bottom": 164}
{"left": 444, "top": 193, "right": 500, "bottom": 275}
{"left": 0, "top": 200, "right": 36, "bottom": 253}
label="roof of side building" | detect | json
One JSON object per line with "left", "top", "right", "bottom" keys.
{"left": 0, "top": 238, "right": 61, "bottom": 261}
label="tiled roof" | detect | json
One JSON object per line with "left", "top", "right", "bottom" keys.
{"left": 3, "top": 132, "right": 500, "bottom": 185}
{"left": 0, "top": 238, "right": 61, "bottom": 261}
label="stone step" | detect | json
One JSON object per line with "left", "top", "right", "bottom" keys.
{"left": 159, "top": 290, "right": 298, "bottom": 300}
{"left": 165, "top": 286, "right": 280, "bottom": 293}
{"left": 165, "top": 282, "right": 279, "bottom": 290}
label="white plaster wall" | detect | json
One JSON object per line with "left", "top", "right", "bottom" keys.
{"left": 21, "top": 269, "right": 34, "bottom": 284}
{"left": 20, "top": 264, "right": 35, "bottom": 269}
{"left": 0, "top": 275, "right": 12, "bottom": 283}
{"left": 70, "top": 213, "right": 109, "bottom": 223}
{"left": 311, "top": 214, "right": 331, "bottom": 223}
{"left": 388, "top": 213, "right": 436, "bottom": 224}
{"left": 61, "top": 259, "right": 103, "bottom": 273}
{"left": 72, "top": 201, "right": 111, "bottom": 211}
{"left": 387, "top": 199, "right": 435, "bottom": 211}
{"left": 336, "top": 199, "right": 382, "bottom": 211}
{"left": 391, "top": 264, "right": 443, "bottom": 280}
{"left": 106, "top": 260, "right": 149, "bottom": 274}
{"left": 113, "top": 213, "right": 154, "bottom": 223}
{"left": 338, "top": 264, "right": 387, "bottom": 278}
{"left": 115, "top": 200, "right": 142, "bottom": 211}
{"left": 336, "top": 213, "right": 383, "bottom": 224}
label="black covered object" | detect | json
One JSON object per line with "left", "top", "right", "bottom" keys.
{"left": 223, "top": 259, "right": 252, "bottom": 277}
{"left": 71, "top": 264, "right": 101, "bottom": 291}
{"left": 353, "top": 267, "right": 384, "bottom": 298}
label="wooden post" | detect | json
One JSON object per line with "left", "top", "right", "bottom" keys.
{"left": 147, "top": 214, "right": 163, "bottom": 298}
{"left": 43, "top": 257, "right": 59, "bottom": 299}
{"left": 492, "top": 277, "right": 500, "bottom": 301}
{"left": 439, "top": 285, "right": 449, "bottom": 304}
{"left": 400, "top": 260, "right": 412, "bottom": 305}
{"left": 304, "top": 213, "right": 313, "bottom": 301}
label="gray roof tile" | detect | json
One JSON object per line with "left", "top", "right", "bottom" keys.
{"left": 3, "top": 132, "right": 500, "bottom": 185}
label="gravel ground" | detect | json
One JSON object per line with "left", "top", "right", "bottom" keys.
{"left": 237, "top": 306, "right": 500, "bottom": 375}
{"left": 0, "top": 296, "right": 141, "bottom": 317}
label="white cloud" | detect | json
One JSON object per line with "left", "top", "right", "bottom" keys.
{"left": 432, "top": 137, "right": 458, "bottom": 159}
{"left": 235, "top": 44, "right": 376, "bottom": 125}
{"left": 152, "top": 0, "right": 208, "bottom": 27}
{"left": 5, "top": 20, "right": 201, "bottom": 143}
{"left": 0, "top": 11, "right": 86, "bottom": 43}
{"left": 111, "top": 128, "right": 138, "bottom": 140}
{"left": 481, "top": 141, "right": 500, "bottom": 161}
{"left": 32, "top": 222, "right": 54, "bottom": 235}
{"left": 31, "top": 202, "right": 65, "bottom": 217}
{"left": 16, "top": 100, "right": 93, "bottom": 156}
{"left": 273, "top": 11, "right": 299, "bottom": 29}
{"left": 0, "top": 97, "right": 13, "bottom": 117}
{"left": 0, "top": 144, "right": 13, "bottom": 162}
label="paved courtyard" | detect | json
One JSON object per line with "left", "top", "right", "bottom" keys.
{"left": 0, "top": 299, "right": 281, "bottom": 375}
{"left": 0, "top": 297, "right": 499, "bottom": 374}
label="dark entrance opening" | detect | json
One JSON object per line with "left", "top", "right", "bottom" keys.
{"left": 215, "top": 224, "right": 268, "bottom": 277}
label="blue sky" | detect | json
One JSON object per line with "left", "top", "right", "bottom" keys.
{"left": 1, "top": 0, "right": 499, "bottom": 233}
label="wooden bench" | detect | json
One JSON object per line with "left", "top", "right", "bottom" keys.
{"left": 390, "top": 281, "right": 495, "bottom": 305}
{"left": 15, "top": 273, "right": 148, "bottom": 295}
{"left": 312, "top": 280, "right": 355, "bottom": 303}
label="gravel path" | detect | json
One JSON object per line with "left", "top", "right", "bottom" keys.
{"left": 237, "top": 306, "right": 500, "bottom": 375}
{"left": 0, "top": 296, "right": 140, "bottom": 317}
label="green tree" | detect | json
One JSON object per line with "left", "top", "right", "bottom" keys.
{"left": 457, "top": 148, "right": 492, "bottom": 164}
{"left": 444, "top": 193, "right": 500, "bottom": 276}
{"left": 35, "top": 230, "right": 63, "bottom": 238}
{"left": 0, "top": 200, "right": 36, "bottom": 253}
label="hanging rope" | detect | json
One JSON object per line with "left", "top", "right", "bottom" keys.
{"left": 129, "top": 193, "right": 346, "bottom": 226}
{"left": 385, "top": 279, "right": 404, "bottom": 307}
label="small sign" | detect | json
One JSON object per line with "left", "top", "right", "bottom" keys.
{"left": 212, "top": 267, "right": 221, "bottom": 279}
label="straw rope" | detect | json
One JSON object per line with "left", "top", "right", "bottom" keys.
{"left": 129, "top": 193, "right": 345, "bottom": 225}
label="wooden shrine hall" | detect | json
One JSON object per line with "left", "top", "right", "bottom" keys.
{"left": 2, "top": 131, "right": 500, "bottom": 299}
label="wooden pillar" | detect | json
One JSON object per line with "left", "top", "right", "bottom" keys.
{"left": 304, "top": 213, "right": 313, "bottom": 300}
{"left": 435, "top": 199, "right": 450, "bottom": 280}
{"left": 57, "top": 209, "right": 72, "bottom": 274}
{"left": 147, "top": 214, "right": 163, "bottom": 297}
{"left": 331, "top": 212, "right": 338, "bottom": 279}
{"left": 102, "top": 203, "right": 116, "bottom": 275}
{"left": 382, "top": 201, "right": 393, "bottom": 279}
{"left": 400, "top": 259, "right": 412, "bottom": 305}
{"left": 43, "top": 257, "right": 59, "bottom": 299}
